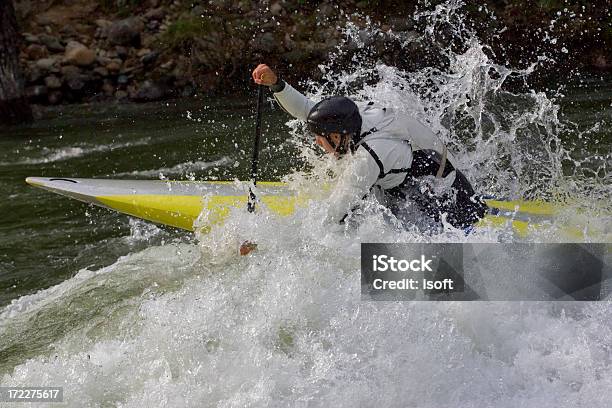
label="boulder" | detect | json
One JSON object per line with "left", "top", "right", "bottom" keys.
{"left": 59, "top": 24, "right": 78, "bottom": 37}
{"left": 107, "top": 18, "right": 144, "bottom": 46}
{"left": 131, "top": 80, "right": 167, "bottom": 101}
{"left": 95, "top": 19, "right": 112, "bottom": 29}
{"left": 146, "top": 20, "right": 160, "bottom": 31}
{"left": 101, "top": 80, "right": 115, "bottom": 96}
{"left": 141, "top": 51, "right": 159, "bottom": 65}
{"left": 44, "top": 75, "right": 62, "bottom": 89}
{"left": 270, "top": 2, "right": 283, "bottom": 15}
{"left": 64, "top": 41, "right": 96, "bottom": 66}
{"left": 93, "top": 67, "right": 109, "bottom": 77}
{"left": 257, "top": 32, "right": 276, "bottom": 53}
{"left": 26, "top": 66, "right": 43, "bottom": 82}
{"left": 26, "top": 85, "right": 48, "bottom": 100}
{"left": 137, "top": 48, "right": 151, "bottom": 57}
{"left": 115, "top": 46, "right": 128, "bottom": 60}
{"left": 48, "top": 91, "right": 62, "bottom": 105}
{"left": 117, "top": 75, "right": 130, "bottom": 86}
{"left": 115, "top": 90, "right": 129, "bottom": 101}
{"left": 61, "top": 65, "right": 82, "bottom": 80}
{"left": 66, "top": 76, "right": 85, "bottom": 91}
{"left": 36, "top": 57, "right": 59, "bottom": 71}
{"left": 144, "top": 8, "right": 166, "bottom": 21}
{"left": 106, "top": 59, "right": 122, "bottom": 72}
{"left": 25, "top": 44, "right": 48, "bottom": 60}
{"left": 23, "top": 33, "right": 40, "bottom": 44}
{"left": 39, "top": 34, "right": 64, "bottom": 52}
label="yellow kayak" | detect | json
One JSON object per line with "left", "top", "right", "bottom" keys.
{"left": 25, "top": 176, "right": 582, "bottom": 237}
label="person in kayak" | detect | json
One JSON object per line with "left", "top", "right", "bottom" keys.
{"left": 251, "top": 63, "right": 488, "bottom": 232}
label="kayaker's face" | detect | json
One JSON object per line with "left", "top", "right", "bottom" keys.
{"left": 315, "top": 133, "right": 342, "bottom": 157}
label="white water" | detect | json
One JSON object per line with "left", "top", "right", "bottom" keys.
{"left": 0, "top": 138, "right": 152, "bottom": 166}
{"left": 113, "top": 157, "right": 233, "bottom": 179}
{"left": 1, "top": 206, "right": 611, "bottom": 407}
{"left": 1, "top": 1, "right": 611, "bottom": 406}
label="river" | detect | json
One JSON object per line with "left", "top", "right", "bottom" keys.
{"left": 1, "top": 11, "right": 611, "bottom": 407}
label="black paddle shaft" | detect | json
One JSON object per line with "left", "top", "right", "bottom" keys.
{"left": 247, "top": 85, "right": 265, "bottom": 213}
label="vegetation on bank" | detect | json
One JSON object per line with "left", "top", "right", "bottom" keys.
{"left": 6, "top": 0, "right": 612, "bottom": 110}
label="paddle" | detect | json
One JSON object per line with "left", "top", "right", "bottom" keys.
{"left": 247, "top": 84, "right": 265, "bottom": 213}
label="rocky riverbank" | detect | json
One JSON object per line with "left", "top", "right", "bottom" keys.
{"left": 13, "top": 0, "right": 612, "bottom": 106}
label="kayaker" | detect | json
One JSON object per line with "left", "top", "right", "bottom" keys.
{"left": 251, "top": 63, "right": 488, "bottom": 232}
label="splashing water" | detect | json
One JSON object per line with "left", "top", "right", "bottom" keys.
{"left": 1, "top": 2, "right": 611, "bottom": 407}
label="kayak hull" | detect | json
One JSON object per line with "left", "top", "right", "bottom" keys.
{"left": 25, "top": 177, "right": 567, "bottom": 236}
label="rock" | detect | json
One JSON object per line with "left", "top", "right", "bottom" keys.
{"left": 146, "top": 20, "right": 160, "bottom": 31}
{"left": 96, "top": 55, "right": 110, "bottom": 65}
{"left": 257, "top": 32, "right": 276, "bottom": 53}
{"left": 141, "top": 51, "right": 159, "bottom": 65}
{"left": 593, "top": 54, "right": 610, "bottom": 69}
{"left": 34, "top": 13, "right": 55, "bottom": 26}
{"left": 115, "top": 46, "right": 128, "bottom": 60}
{"left": 44, "top": 75, "right": 62, "bottom": 89}
{"left": 122, "top": 57, "right": 139, "bottom": 71}
{"left": 144, "top": 8, "right": 166, "bottom": 21}
{"left": 282, "top": 49, "right": 305, "bottom": 63}
{"left": 190, "top": 5, "right": 206, "bottom": 17}
{"left": 23, "top": 33, "right": 40, "bottom": 43}
{"left": 39, "top": 34, "right": 64, "bottom": 52}
{"left": 26, "top": 66, "right": 43, "bottom": 82}
{"left": 26, "top": 85, "right": 48, "bottom": 100}
{"left": 95, "top": 19, "right": 112, "bottom": 29}
{"left": 117, "top": 75, "right": 130, "bottom": 85}
{"left": 59, "top": 25, "right": 78, "bottom": 37}
{"left": 160, "top": 60, "right": 175, "bottom": 70}
{"left": 93, "top": 67, "right": 109, "bottom": 77}
{"left": 36, "top": 57, "right": 59, "bottom": 71}
{"left": 15, "top": 0, "right": 33, "bottom": 21}
{"left": 131, "top": 80, "right": 166, "bottom": 101}
{"left": 48, "top": 91, "right": 62, "bottom": 105}
{"left": 137, "top": 48, "right": 151, "bottom": 57}
{"left": 115, "top": 90, "right": 128, "bottom": 101}
{"left": 107, "top": 18, "right": 144, "bottom": 46}
{"left": 181, "top": 84, "right": 195, "bottom": 97}
{"left": 318, "top": 3, "right": 334, "bottom": 16}
{"left": 102, "top": 80, "right": 115, "bottom": 96}
{"left": 25, "top": 44, "right": 48, "bottom": 60}
{"left": 106, "top": 60, "right": 122, "bottom": 72}
{"left": 64, "top": 41, "right": 96, "bottom": 66}
{"left": 141, "top": 34, "right": 156, "bottom": 48}
{"left": 61, "top": 65, "right": 81, "bottom": 79}
{"left": 270, "top": 2, "right": 283, "bottom": 15}
{"left": 66, "top": 76, "right": 85, "bottom": 91}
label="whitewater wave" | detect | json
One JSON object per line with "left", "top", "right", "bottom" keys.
{"left": 1, "top": 205, "right": 611, "bottom": 407}
{"left": 113, "top": 157, "right": 233, "bottom": 178}
{"left": 0, "top": 139, "right": 152, "bottom": 166}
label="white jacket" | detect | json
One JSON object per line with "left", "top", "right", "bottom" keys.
{"left": 274, "top": 82, "right": 450, "bottom": 223}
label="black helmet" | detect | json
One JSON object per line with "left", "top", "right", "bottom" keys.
{"left": 306, "top": 96, "right": 362, "bottom": 154}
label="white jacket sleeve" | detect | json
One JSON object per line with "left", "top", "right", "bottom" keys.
{"left": 273, "top": 83, "right": 317, "bottom": 121}
{"left": 325, "top": 148, "right": 381, "bottom": 224}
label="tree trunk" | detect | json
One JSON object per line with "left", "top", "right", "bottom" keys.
{"left": 0, "top": 0, "right": 32, "bottom": 125}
